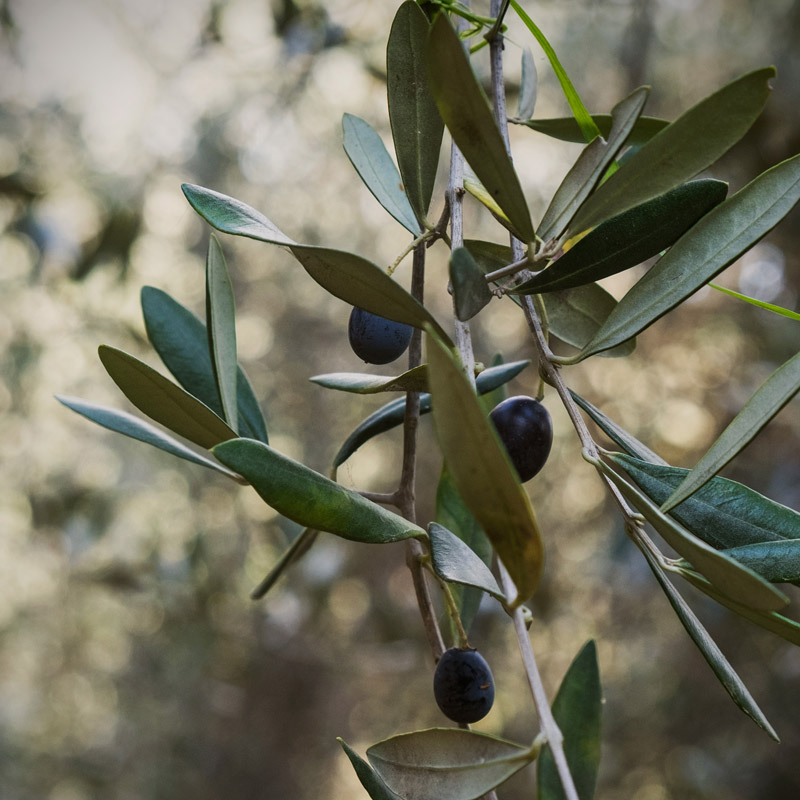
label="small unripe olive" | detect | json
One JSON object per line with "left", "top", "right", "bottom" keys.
{"left": 348, "top": 307, "right": 413, "bottom": 365}
{"left": 489, "top": 395, "right": 553, "bottom": 482}
{"left": 433, "top": 647, "right": 495, "bottom": 724}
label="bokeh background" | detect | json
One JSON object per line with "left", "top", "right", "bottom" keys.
{"left": 1, "top": 1, "right": 799, "bottom": 798}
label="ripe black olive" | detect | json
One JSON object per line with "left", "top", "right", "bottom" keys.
{"left": 489, "top": 395, "right": 553, "bottom": 482}
{"left": 433, "top": 647, "right": 495, "bottom": 724}
{"left": 348, "top": 307, "right": 413, "bottom": 365}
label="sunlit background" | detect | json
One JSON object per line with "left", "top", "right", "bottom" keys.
{"left": 1, "top": 1, "right": 799, "bottom": 798}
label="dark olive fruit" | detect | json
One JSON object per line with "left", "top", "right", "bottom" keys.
{"left": 348, "top": 307, "right": 413, "bottom": 365}
{"left": 433, "top": 647, "right": 495, "bottom": 724}
{"left": 489, "top": 395, "right": 553, "bottom": 482}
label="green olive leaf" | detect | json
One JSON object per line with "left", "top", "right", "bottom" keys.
{"left": 98, "top": 345, "right": 237, "bottom": 450}
{"left": 538, "top": 641, "right": 602, "bottom": 800}
{"left": 310, "top": 365, "right": 430, "bottom": 395}
{"left": 331, "top": 359, "right": 531, "bottom": 467}
{"left": 635, "top": 536, "right": 779, "bottom": 741}
{"left": 517, "top": 47, "right": 537, "bottom": 120}
{"left": 387, "top": 0, "right": 443, "bottom": 224}
{"left": 213, "top": 438, "right": 426, "bottom": 544}
{"left": 514, "top": 114, "right": 668, "bottom": 146}
{"left": 428, "top": 522, "right": 504, "bottom": 602}
{"left": 426, "top": 328, "right": 543, "bottom": 605}
{"left": 339, "top": 738, "right": 404, "bottom": 800}
{"left": 662, "top": 349, "right": 800, "bottom": 510}
{"left": 569, "top": 67, "right": 776, "bottom": 235}
{"left": 608, "top": 453, "right": 800, "bottom": 550}
{"left": 538, "top": 86, "right": 650, "bottom": 243}
{"left": 342, "top": 113, "right": 421, "bottom": 234}
{"left": 55, "top": 395, "right": 240, "bottom": 480}
{"left": 450, "top": 246, "right": 494, "bottom": 321}
{"left": 367, "top": 728, "right": 535, "bottom": 800}
{"left": 710, "top": 283, "right": 800, "bottom": 321}
{"left": 141, "top": 286, "right": 268, "bottom": 444}
{"left": 427, "top": 13, "right": 535, "bottom": 244}
{"left": 250, "top": 528, "right": 319, "bottom": 600}
{"left": 576, "top": 153, "right": 800, "bottom": 359}
{"left": 596, "top": 456, "right": 788, "bottom": 612}
{"left": 205, "top": 234, "right": 239, "bottom": 432}
{"left": 695, "top": 540, "right": 800, "bottom": 585}
{"left": 519, "top": 180, "right": 729, "bottom": 294}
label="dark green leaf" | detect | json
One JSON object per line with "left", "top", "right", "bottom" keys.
{"left": 141, "top": 286, "right": 268, "bottom": 443}
{"left": 577, "top": 153, "right": 800, "bottom": 359}
{"left": 596, "top": 456, "right": 788, "bottom": 611}
{"left": 705, "top": 540, "right": 800, "bottom": 584}
{"left": 538, "top": 87, "right": 650, "bottom": 242}
{"left": 250, "top": 528, "right": 319, "bottom": 600}
{"left": 427, "top": 13, "right": 535, "bottom": 243}
{"left": 342, "top": 113, "right": 421, "bottom": 234}
{"left": 519, "top": 180, "right": 729, "bottom": 294}
{"left": 429, "top": 522, "right": 503, "bottom": 601}
{"left": 387, "top": 1, "right": 443, "bottom": 223}
{"left": 332, "top": 359, "right": 531, "bottom": 466}
{"left": 538, "top": 641, "right": 602, "bottom": 800}
{"left": 310, "top": 365, "right": 429, "bottom": 395}
{"left": 339, "top": 738, "right": 404, "bottom": 800}
{"left": 213, "top": 438, "right": 426, "bottom": 544}
{"left": 98, "top": 345, "right": 237, "bottom": 450}
{"left": 367, "top": 728, "right": 535, "bottom": 800}
{"left": 569, "top": 67, "right": 776, "bottom": 235}
{"left": 663, "top": 350, "right": 800, "bottom": 510}
{"left": 608, "top": 453, "right": 800, "bottom": 550}
{"left": 55, "top": 395, "right": 240, "bottom": 480}
{"left": 434, "top": 466, "right": 494, "bottom": 637}
{"left": 570, "top": 392, "right": 667, "bottom": 464}
{"left": 635, "top": 536, "right": 779, "bottom": 740}
{"left": 205, "top": 234, "right": 239, "bottom": 432}
{"left": 515, "top": 114, "right": 668, "bottom": 146}
{"left": 450, "top": 247, "right": 494, "bottom": 321}
{"left": 517, "top": 47, "right": 537, "bottom": 120}
{"left": 427, "top": 329, "right": 543, "bottom": 605}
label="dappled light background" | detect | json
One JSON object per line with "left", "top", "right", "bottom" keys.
{"left": 1, "top": 0, "right": 799, "bottom": 798}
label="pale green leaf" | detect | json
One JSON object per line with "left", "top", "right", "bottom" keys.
{"left": 429, "top": 522, "right": 503, "bottom": 601}
{"left": 710, "top": 283, "right": 800, "bottom": 321}
{"left": 517, "top": 47, "right": 537, "bottom": 120}
{"left": 515, "top": 114, "right": 668, "bottom": 146}
{"left": 339, "top": 738, "right": 404, "bottom": 800}
{"left": 310, "top": 365, "right": 429, "bottom": 395}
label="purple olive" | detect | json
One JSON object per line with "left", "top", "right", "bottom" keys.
{"left": 348, "top": 307, "right": 413, "bottom": 365}
{"left": 433, "top": 647, "right": 495, "bottom": 724}
{"left": 489, "top": 395, "right": 553, "bottom": 481}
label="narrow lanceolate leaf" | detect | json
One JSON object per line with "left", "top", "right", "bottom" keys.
{"left": 608, "top": 453, "right": 800, "bottom": 550}
{"left": 427, "top": 13, "right": 535, "bottom": 244}
{"left": 332, "top": 359, "right": 531, "bottom": 466}
{"left": 342, "top": 113, "right": 421, "bottom": 234}
{"left": 426, "top": 329, "right": 543, "bottom": 605}
{"left": 55, "top": 395, "right": 240, "bottom": 480}
{"left": 288, "top": 245, "right": 451, "bottom": 344}
{"left": 450, "top": 247, "right": 494, "bottom": 321}
{"left": 710, "top": 283, "right": 800, "bottom": 321}
{"left": 704, "top": 540, "right": 800, "bottom": 585}
{"left": 434, "top": 465, "right": 494, "bottom": 637}
{"left": 387, "top": 0, "right": 443, "bottom": 223}
{"left": 429, "top": 522, "right": 504, "bottom": 601}
{"left": 519, "top": 180, "right": 729, "bottom": 294}
{"left": 675, "top": 566, "right": 800, "bottom": 647}
{"left": 538, "top": 86, "right": 650, "bottom": 243}
{"left": 538, "top": 641, "right": 602, "bottom": 800}
{"left": 339, "top": 738, "right": 404, "bottom": 800}
{"left": 462, "top": 168, "right": 517, "bottom": 237}
{"left": 509, "top": 0, "right": 599, "bottom": 143}
{"left": 205, "top": 234, "right": 239, "bottom": 432}
{"left": 663, "top": 350, "right": 800, "bottom": 511}
{"left": 250, "top": 528, "right": 319, "bottom": 600}
{"left": 570, "top": 392, "right": 667, "bottom": 465}
{"left": 182, "top": 183, "right": 295, "bottom": 245}
{"left": 367, "top": 728, "right": 535, "bottom": 800}
{"left": 569, "top": 67, "right": 775, "bottom": 235}
{"left": 596, "top": 457, "right": 788, "bottom": 611}
{"left": 578, "top": 153, "right": 800, "bottom": 359}
{"left": 517, "top": 47, "right": 537, "bottom": 120}
{"left": 98, "top": 345, "right": 237, "bottom": 450}
{"left": 310, "top": 365, "right": 429, "bottom": 395}
{"left": 515, "top": 114, "right": 669, "bottom": 146}
{"left": 635, "top": 536, "right": 779, "bottom": 741}
{"left": 141, "top": 287, "right": 268, "bottom": 443}
{"left": 213, "top": 438, "right": 426, "bottom": 544}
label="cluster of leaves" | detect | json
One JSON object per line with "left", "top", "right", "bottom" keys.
{"left": 58, "top": 2, "right": 799, "bottom": 798}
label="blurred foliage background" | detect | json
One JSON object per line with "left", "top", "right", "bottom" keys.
{"left": 1, "top": 0, "right": 799, "bottom": 798}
